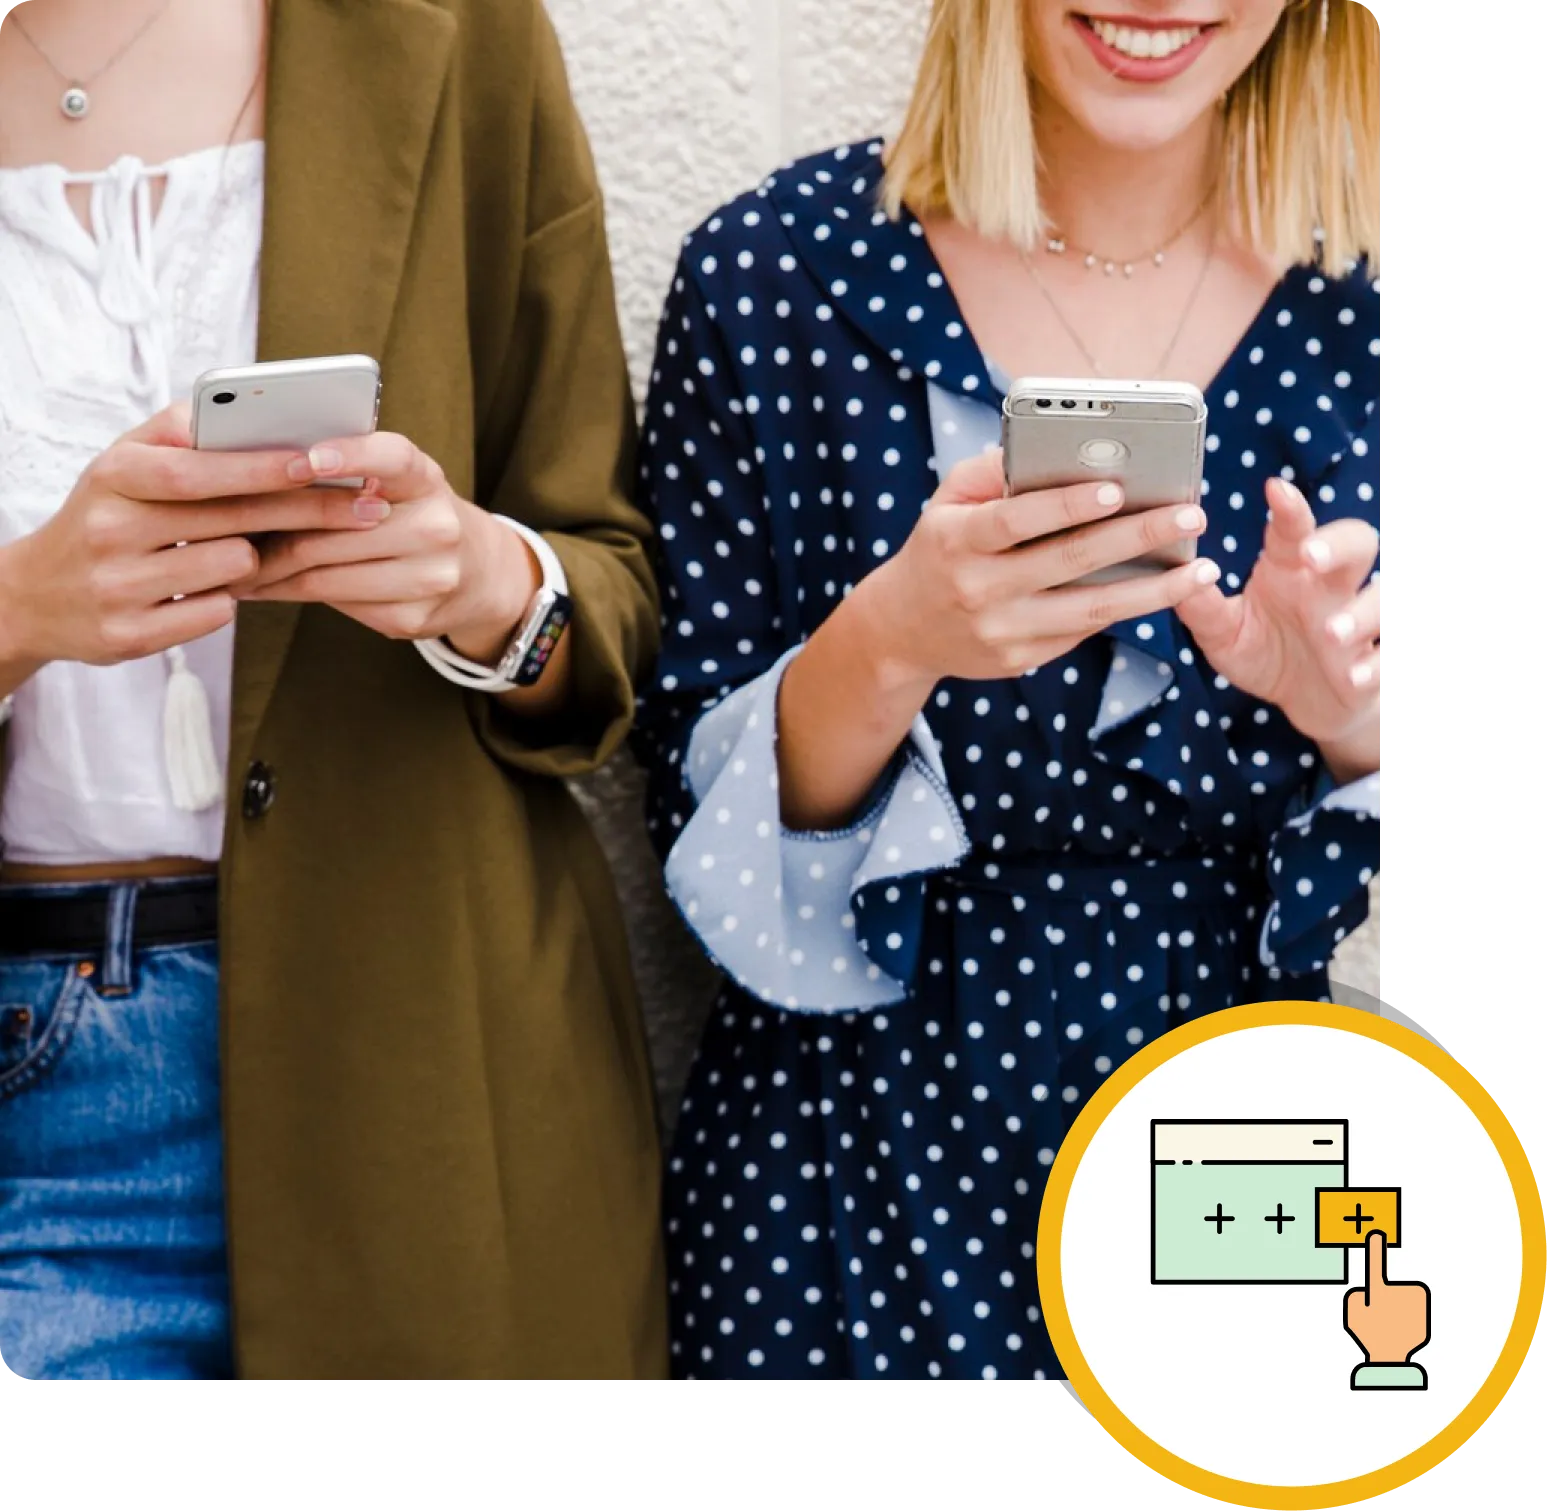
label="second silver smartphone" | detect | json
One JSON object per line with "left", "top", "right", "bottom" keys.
{"left": 1002, "top": 376, "right": 1206, "bottom": 585}
{"left": 191, "top": 355, "right": 381, "bottom": 486}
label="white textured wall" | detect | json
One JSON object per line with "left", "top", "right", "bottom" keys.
{"left": 547, "top": 0, "right": 931, "bottom": 398}
{"left": 545, "top": 0, "right": 1379, "bottom": 1125}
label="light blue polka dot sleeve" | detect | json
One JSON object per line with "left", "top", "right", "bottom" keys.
{"left": 664, "top": 645, "right": 970, "bottom": 1012}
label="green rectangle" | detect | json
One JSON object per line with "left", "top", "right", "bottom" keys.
{"left": 1153, "top": 1162, "right": 1348, "bottom": 1283}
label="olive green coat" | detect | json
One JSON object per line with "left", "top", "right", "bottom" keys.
{"left": 64, "top": 0, "right": 663, "bottom": 1377}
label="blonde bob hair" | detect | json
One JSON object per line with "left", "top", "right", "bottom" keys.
{"left": 881, "top": 0, "right": 1378, "bottom": 273}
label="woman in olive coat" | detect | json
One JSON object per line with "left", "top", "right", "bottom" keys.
{"left": 0, "top": 0, "right": 665, "bottom": 1379}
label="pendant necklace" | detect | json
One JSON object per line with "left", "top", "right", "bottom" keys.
{"left": 10, "top": 1, "right": 175, "bottom": 122}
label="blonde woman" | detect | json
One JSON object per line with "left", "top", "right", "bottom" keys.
{"left": 634, "top": 0, "right": 1378, "bottom": 1379}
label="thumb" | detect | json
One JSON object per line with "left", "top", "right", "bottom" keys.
{"left": 936, "top": 446, "right": 1008, "bottom": 507}
{"left": 1364, "top": 1229, "right": 1389, "bottom": 1300}
{"left": 1173, "top": 581, "right": 1243, "bottom": 654}
{"left": 125, "top": 402, "right": 195, "bottom": 449}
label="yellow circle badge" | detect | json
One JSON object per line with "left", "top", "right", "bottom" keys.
{"left": 1036, "top": 1001, "right": 1544, "bottom": 1508}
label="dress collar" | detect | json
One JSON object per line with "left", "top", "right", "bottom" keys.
{"left": 769, "top": 138, "right": 996, "bottom": 404}
{"left": 770, "top": 137, "right": 1378, "bottom": 491}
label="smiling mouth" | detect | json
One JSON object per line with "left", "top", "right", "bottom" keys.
{"left": 1075, "top": 15, "right": 1218, "bottom": 62}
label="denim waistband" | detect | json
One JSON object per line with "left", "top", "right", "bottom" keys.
{"left": 943, "top": 851, "right": 1259, "bottom": 907}
{"left": 0, "top": 876, "right": 218, "bottom": 992}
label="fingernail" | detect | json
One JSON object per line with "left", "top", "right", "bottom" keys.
{"left": 1096, "top": 483, "right": 1123, "bottom": 508}
{"left": 353, "top": 497, "right": 392, "bottom": 523}
{"left": 309, "top": 446, "right": 343, "bottom": 474}
{"left": 286, "top": 455, "right": 315, "bottom": 482}
{"left": 1350, "top": 660, "right": 1375, "bottom": 688}
{"left": 1174, "top": 507, "right": 1203, "bottom": 532}
{"left": 1193, "top": 558, "right": 1221, "bottom": 585}
{"left": 1327, "top": 612, "right": 1355, "bottom": 644}
{"left": 1304, "top": 539, "right": 1331, "bottom": 570}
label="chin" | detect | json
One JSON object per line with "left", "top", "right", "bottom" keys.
{"left": 1056, "top": 94, "right": 1225, "bottom": 156}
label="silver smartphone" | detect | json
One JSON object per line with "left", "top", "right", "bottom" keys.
{"left": 1001, "top": 376, "right": 1206, "bottom": 585}
{"left": 191, "top": 354, "right": 381, "bottom": 487}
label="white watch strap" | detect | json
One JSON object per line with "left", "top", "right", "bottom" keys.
{"left": 413, "top": 514, "right": 567, "bottom": 692}
{"left": 495, "top": 514, "right": 568, "bottom": 597}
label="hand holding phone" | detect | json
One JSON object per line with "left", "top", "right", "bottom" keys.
{"left": 0, "top": 404, "right": 383, "bottom": 672}
{"left": 188, "top": 355, "right": 564, "bottom": 687}
{"left": 851, "top": 445, "right": 1218, "bottom": 691}
{"left": 1001, "top": 376, "right": 1207, "bottom": 585}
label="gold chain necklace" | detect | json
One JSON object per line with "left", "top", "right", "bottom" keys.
{"left": 1043, "top": 187, "right": 1217, "bottom": 277}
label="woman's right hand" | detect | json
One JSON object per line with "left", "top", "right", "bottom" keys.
{"left": 0, "top": 405, "right": 387, "bottom": 671}
{"left": 853, "top": 447, "right": 1218, "bottom": 691}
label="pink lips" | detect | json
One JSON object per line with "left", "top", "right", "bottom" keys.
{"left": 1073, "top": 14, "right": 1218, "bottom": 82}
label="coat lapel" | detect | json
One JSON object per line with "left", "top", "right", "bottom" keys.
{"left": 229, "top": 0, "right": 457, "bottom": 773}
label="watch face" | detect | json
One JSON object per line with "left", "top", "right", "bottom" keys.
{"left": 515, "top": 596, "right": 572, "bottom": 686}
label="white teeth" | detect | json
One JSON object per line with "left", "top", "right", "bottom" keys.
{"left": 1090, "top": 18, "right": 1202, "bottom": 60}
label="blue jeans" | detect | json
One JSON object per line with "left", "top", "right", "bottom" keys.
{"left": 0, "top": 881, "right": 232, "bottom": 1379}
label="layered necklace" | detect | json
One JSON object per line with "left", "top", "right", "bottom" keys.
{"left": 1021, "top": 187, "right": 1221, "bottom": 378}
{"left": 10, "top": 1, "right": 176, "bottom": 122}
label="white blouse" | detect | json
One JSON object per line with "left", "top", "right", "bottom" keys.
{"left": 0, "top": 141, "right": 264, "bottom": 865}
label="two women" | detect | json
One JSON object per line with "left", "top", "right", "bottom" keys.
{"left": 634, "top": 0, "right": 1379, "bottom": 1379}
{"left": 1, "top": 0, "right": 1380, "bottom": 1382}
{"left": 0, "top": 0, "right": 665, "bottom": 1378}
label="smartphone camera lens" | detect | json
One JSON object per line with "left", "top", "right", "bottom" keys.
{"left": 1060, "top": 398, "right": 1077, "bottom": 409}
{"left": 1035, "top": 397, "right": 1052, "bottom": 409}
{"left": 212, "top": 391, "right": 237, "bottom": 405}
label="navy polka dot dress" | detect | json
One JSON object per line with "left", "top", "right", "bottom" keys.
{"left": 632, "top": 139, "right": 1380, "bottom": 1380}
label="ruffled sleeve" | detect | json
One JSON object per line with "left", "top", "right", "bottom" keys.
{"left": 1260, "top": 768, "right": 1378, "bottom": 973}
{"left": 663, "top": 648, "right": 968, "bottom": 1010}
{"left": 632, "top": 245, "right": 969, "bottom": 1013}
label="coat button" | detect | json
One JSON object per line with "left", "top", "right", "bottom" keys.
{"left": 242, "top": 761, "right": 276, "bottom": 819}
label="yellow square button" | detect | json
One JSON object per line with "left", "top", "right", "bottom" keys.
{"left": 1316, "top": 1187, "right": 1401, "bottom": 1247}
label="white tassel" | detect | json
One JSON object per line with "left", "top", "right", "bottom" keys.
{"left": 163, "top": 646, "right": 223, "bottom": 812}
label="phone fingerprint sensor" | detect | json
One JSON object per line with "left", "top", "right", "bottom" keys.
{"left": 1079, "top": 438, "right": 1129, "bottom": 467}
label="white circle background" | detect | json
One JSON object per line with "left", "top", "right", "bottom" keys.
{"left": 1059, "top": 1023, "right": 1522, "bottom": 1486}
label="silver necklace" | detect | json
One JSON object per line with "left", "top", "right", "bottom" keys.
{"left": 1021, "top": 219, "right": 1219, "bottom": 379}
{"left": 10, "top": 1, "right": 176, "bottom": 122}
{"left": 1043, "top": 189, "right": 1217, "bottom": 278}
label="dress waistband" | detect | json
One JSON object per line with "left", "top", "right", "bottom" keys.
{"left": 942, "top": 851, "right": 1259, "bottom": 907}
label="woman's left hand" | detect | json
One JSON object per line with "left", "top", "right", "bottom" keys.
{"left": 238, "top": 432, "right": 537, "bottom": 664}
{"left": 1174, "top": 477, "right": 1378, "bottom": 784}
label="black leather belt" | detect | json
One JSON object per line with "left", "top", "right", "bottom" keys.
{"left": 0, "top": 877, "right": 218, "bottom": 958}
